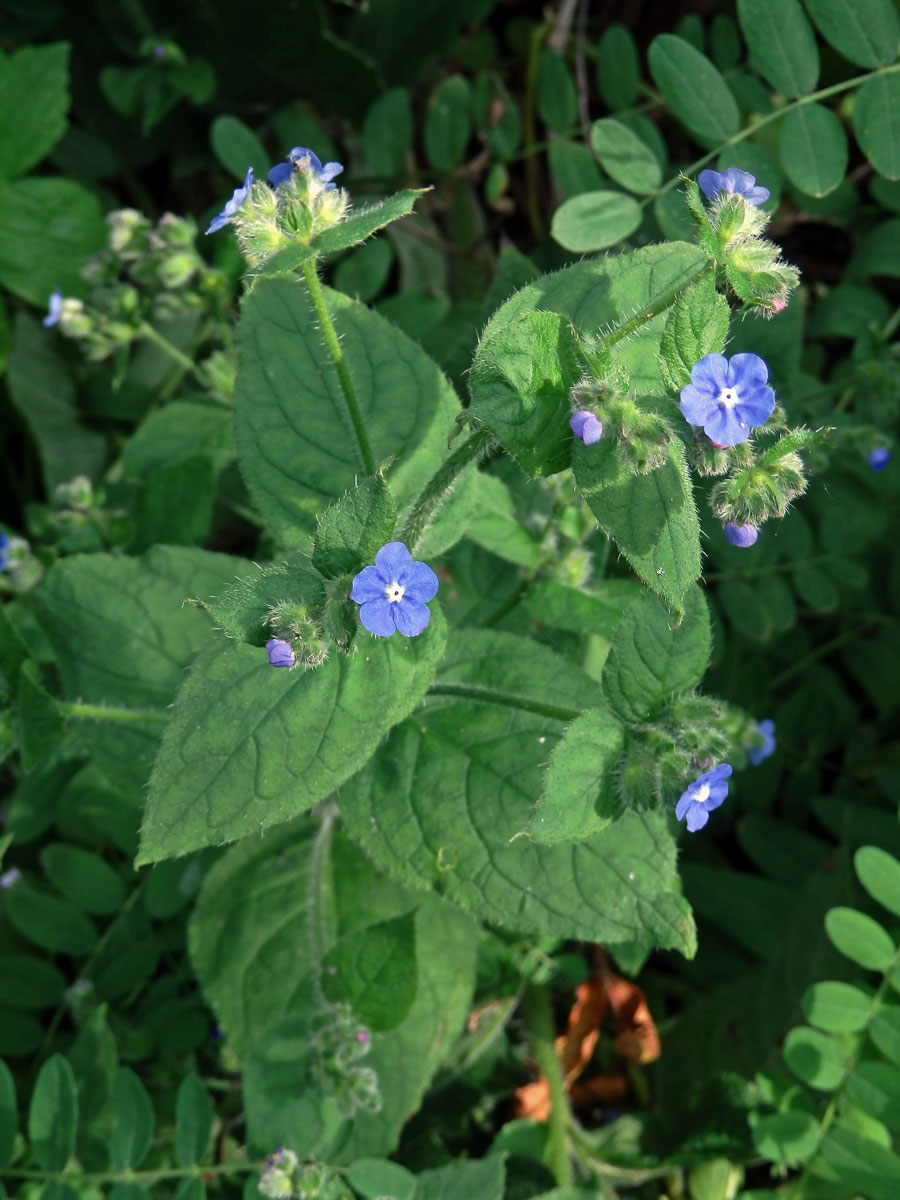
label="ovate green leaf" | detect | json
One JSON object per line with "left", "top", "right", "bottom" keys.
{"left": 854, "top": 75, "right": 900, "bottom": 181}
{"left": 736, "top": 0, "right": 819, "bottom": 97}
{"left": 779, "top": 104, "right": 848, "bottom": 198}
{"left": 803, "top": 0, "right": 900, "bottom": 68}
{"left": 648, "top": 35, "right": 740, "bottom": 144}
{"left": 550, "top": 191, "right": 642, "bottom": 253}
{"left": 589, "top": 118, "right": 662, "bottom": 194}
{"left": 29, "top": 1054, "right": 78, "bottom": 1170}
{"left": 0, "top": 44, "right": 69, "bottom": 178}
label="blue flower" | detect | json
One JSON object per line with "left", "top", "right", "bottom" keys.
{"left": 351, "top": 542, "right": 438, "bottom": 638}
{"left": 43, "top": 288, "right": 63, "bottom": 327}
{"left": 570, "top": 410, "right": 603, "bottom": 445}
{"left": 676, "top": 763, "right": 732, "bottom": 833}
{"left": 748, "top": 719, "right": 776, "bottom": 766}
{"left": 266, "top": 638, "right": 296, "bottom": 668}
{"left": 0, "top": 532, "right": 9, "bottom": 572}
{"left": 698, "top": 168, "right": 770, "bottom": 207}
{"left": 723, "top": 521, "right": 759, "bottom": 548}
{"left": 205, "top": 166, "right": 254, "bottom": 235}
{"left": 680, "top": 352, "right": 775, "bottom": 446}
{"left": 869, "top": 447, "right": 891, "bottom": 472}
{"left": 267, "top": 147, "right": 344, "bottom": 189}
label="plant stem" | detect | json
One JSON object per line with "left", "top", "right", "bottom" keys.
{"left": 522, "top": 982, "right": 572, "bottom": 1188}
{"left": 59, "top": 701, "right": 169, "bottom": 725}
{"left": 3, "top": 1164, "right": 255, "bottom": 1185}
{"left": 427, "top": 682, "right": 581, "bottom": 722}
{"left": 398, "top": 427, "right": 493, "bottom": 553}
{"left": 646, "top": 61, "right": 900, "bottom": 208}
{"left": 137, "top": 321, "right": 204, "bottom": 381}
{"left": 300, "top": 259, "right": 376, "bottom": 476}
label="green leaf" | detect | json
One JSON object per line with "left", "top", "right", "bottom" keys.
{"left": 856, "top": 846, "right": 900, "bottom": 917}
{"left": 825, "top": 906, "right": 896, "bottom": 971}
{"left": 4, "top": 882, "right": 97, "bottom": 956}
{"left": 550, "top": 191, "right": 642, "bottom": 253}
{"left": 7, "top": 314, "right": 106, "bottom": 492}
{"left": 0, "top": 956, "right": 65, "bottom": 1010}
{"left": 108, "top": 1068, "right": 155, "bottom": 1170}
{"left": 234, "top": 277, "right": 460, "bottom": 545}
{"left": 527, "top": 707, "right": 626, "bottom": 844}
{"left": 29, "top": 1054, "right": 78, "bottom": 1170}
{"left": 854, "top": 75, "right": 900, "bottom": 181}
{"left": 596, "top": 24, "right": 640, "bottom": 110}
{"left": 35, "top": 547, "right": 253, "bottom": 788}
{"left": 736, "top": 0, "right": 819, "bottom": 97}
{"left": 783, "top": 1025, "right": 849, "bottom": 1090}
{"left": 190, "top": 819, "right": 477, "bottom": 1161}
{"left": 132, "top": 456, "right": 217, "bottom": 552}
{"left": 0, "top": 177, "right": 106, "bottom": 305}
{"left": 40, "top": 843, "right": 126, "bottom": 916}
{"left": 574, "top": 440, "right": 701, "bottom": 613}
{"left": 648, "top": 35, "right": 740, "bottom": 144}
{"left": 0, "top": 44, "right": 69, "bottom": 178}
{"left": 424, "top": 76, "right": 471, "bottom": 172}
{"left": 468, "top": 311, "right": 582, "bottom": 478}
{"left": 347, "top": 1159, "right": 415, "bottom": 1200}
{"left": 0, "top": 1059, "right": 16, "bottom": 1168}
{"left": 602, "top": 586, "right": 711, "bottom": 722}
{"left": 17, "top": 663, "right": 64, "bottom": 771}
{"left": 174, "top": 1075, "right": 213, "bottom": 1166}
{"left": 210, "top": 114, "right": 269, "bottom": 181}
{"left": 589, "top": 119, "right": 661, "bottom": 194}
{"left": 548, "top": 140, "right": 603, "bottom": 199}
{"left": 339, "top": 631, "right": 696, "bottom": 955}
{"left": 196, "top": 557, "right": 325, "bottom": 646}
{"left": 812, "top": 1126, "right": 900, "bottom": 1200}
{"left": 802, "top": 981, "right": 873, "bottom": 1032}
{"left": 779, "top": 104, "right": 848, "bottom": 198}
{"left": 313, "top": 189, "right": 427, "bottom": 257}
{"left": 465, "top": 474, "right": 542, "bottom": 567}
{"left": 751, "top": 1110, "right": 820, "bottom": 1166}
{"left": 477, "top": 241, "right": 709, "bottom": 398}
{"left": 871, "top": 1005, "right": 900, "bottom": 1066}
{"left": 803, "top": 0, "right": 900, "bottom": 67}
{"left": 334, "top": 238, "right": 394, "bottom": 302}
{"left": 537, "top": 52, "right": 577, "bottom": 133}
{"left": 137, "top": 609, "right": 447, "bottom": 864}
{"left": 414, "top": 1158, "right": 505, "bottom": 1200}
{"left": 312, "top": 475, "right": 396, "bottom": 579}
{"left": 657, "top": 271, "right": 728, "bottom": 392}
{"left": 526, "top": 578, "right": 639, "bottom": 637}
{"left": 321, "top": 913, "right": 417, "bottom": 1032}
{"left": 847, "top": 217, "right": 900, "bottom": 279}
{"left": 363, "top": 90, "right": 413, "bottom": 177}
{"left": 846, "top": 1062, "right": 900, "bottom": 1130}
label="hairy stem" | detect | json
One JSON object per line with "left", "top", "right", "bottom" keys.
{"left": 300, "top": 259, "right": 376, "bottom": 476}
{"left": 399, "top": 427, "right": 494, "bottom": 553}
{"left": 426, "top": 682, "right": 581, "bottom": 723}
{"left": 60, "top": 701, "right": 169, "bottom": 725}
{"left": 522, "top": 982, "right": 572, "bottom": 1188}
{"left": 137, "top": 321, "right": 205, "bottom": 381}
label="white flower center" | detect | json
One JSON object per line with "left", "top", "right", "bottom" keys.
{"left": 694, "top": 783, "right": 711, "bottom": 805}
{"left": 385, "top": 581, "right": 405, "bottom": 604}
{"left": 718, "top": 387, "right": 739, "bottom": 410}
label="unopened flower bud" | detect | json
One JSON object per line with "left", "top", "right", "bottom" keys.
{"left": 723, "top": 521, "right": 759, "bottom": 548}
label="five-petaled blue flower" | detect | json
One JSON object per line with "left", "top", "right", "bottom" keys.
{"left": 570, "top": 410, "right": 603, "bottom": 445}
{"left": 748, "top": 719, "right": 776, "bottom": 766}
{"left": 351, "top": 542, "right": 438, "bottom": 638}
{"left": 723, "top": 521, "right": 758, "bottom": 548}
{"left": 206, "top": 166, "right": 254, "bottom": 235}
{"left": 268, "top": 147, "right": 344, "bottom": 189}
{"left": 698, "top": 168, "right": 770, "bottom": 207}
{"left": 680, "top": 353, "right": 775, "bottom": 446}
{"left": 266, "top": 638, "right": 296, "bottom": 668}
{"left": 869, "top": 447, "right": 891, "bottom": 472}
{"left": 676, "top": 764, "right": 732, "bottom": 832}
{"left": 43, "top": 288, "right": 63, "bottom": 327}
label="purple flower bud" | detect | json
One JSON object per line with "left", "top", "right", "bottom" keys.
{"left": 723, "top": 521, "right": 759, "bottom": 548}
{"left": 869, "top": 447, "right": 891, "bottom": 472}
{"left": 43, "top": 288, "right": 63, "bottom": 328}
{"left": 0, "top": 868, "right": 21, "bottom": 890}
{"left": 570, "top": 410, "right": 604, "bottom": 445}
{"left": 266, "top": 638, "right": 296, "bottom": 668}
{"left": 748, "top": 719, "right": 776, "bottom": 766}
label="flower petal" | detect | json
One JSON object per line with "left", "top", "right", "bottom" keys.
{"left": 735, "top": 386, "right": 775, "bottom": 427}
{"left": 691, "top": 353, "right": 729, "bottom": 392}
{"left": 685, "top": 805, "right": 710, "bottom": 832}
{"left": 351, "top": 564, "right": 387, "bottom": 603}
{"left": 698, "top": 169, "right": 724, "bottom": 199}
{"left": 267, "top": 161, "right": 294, "bottom": 186}
{"left": 359, "top": 597, "right": 396, "bottom": 637}
{"left": 403, "top": 560, "right": 439, "bottom": 603}
{"left": 728, "top": 352, "right": 769, "bottom": 391}
{"left": 680, "top": 385, "right": 717, "bottom": 427}
{"left": 392, "top": 597, "right": 431, "bottom": 637}
{"left": 374, "top": 541, "right": 413, "bottom": 582}
{"left": 703, "top": 405, "right": 749, "bottom": 446}
{"left": 319, "top": 162, "right": 344, "bottom": 183}
{"left": 675, "top": 792, "right": 694, "bottom": 821}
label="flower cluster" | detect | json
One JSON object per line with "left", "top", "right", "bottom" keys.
{"left": 205, "top": 145, "right": 348, "bottom": 266}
